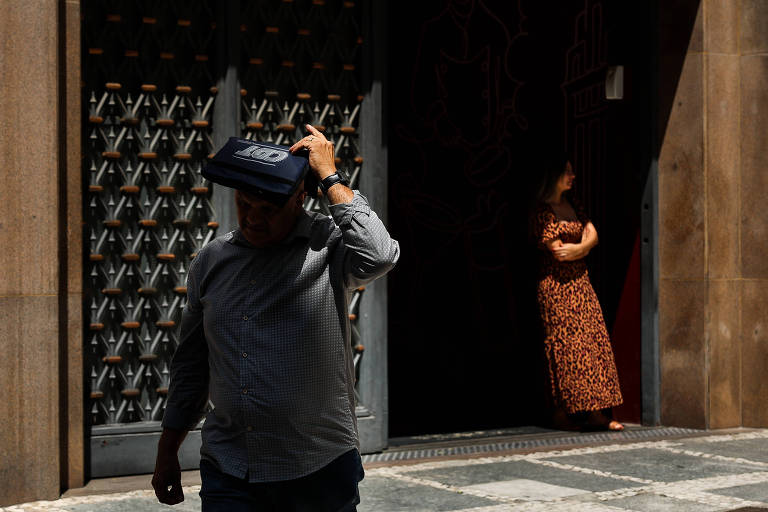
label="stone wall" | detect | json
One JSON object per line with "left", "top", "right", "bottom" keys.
{"left": 1, "top": 0, "right": 767, "bottom": 504}
{"left": 659, "top": 0, "right": 768, "bottom": 429}
{"left": 0, "top": 0, "right": 62, "bottom": 504}
{"left": 0, "top": 0, "right": 82, "bottom": 505}
{"left": 63, "top": 0, "right": 84, "bottom": 494}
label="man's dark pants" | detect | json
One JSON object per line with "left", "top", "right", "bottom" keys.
{"left": 199, "top": 449, "right": 364, "bottom": 512}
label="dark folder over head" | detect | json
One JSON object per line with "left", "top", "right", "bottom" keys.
{"left": 203, "top": 137, "right": 317, "bottom": 205}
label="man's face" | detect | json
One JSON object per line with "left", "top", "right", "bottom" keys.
{"left": 235, "top": 187, "right": 306, "bottom": 248}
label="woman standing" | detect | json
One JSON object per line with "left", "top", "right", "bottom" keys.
{"left": 533, "top": 156, "right": 624, "bottom": 431}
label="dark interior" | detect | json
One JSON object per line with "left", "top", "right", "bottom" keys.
{"left": 386, "top": 0, "right": 661, "bottom": 436}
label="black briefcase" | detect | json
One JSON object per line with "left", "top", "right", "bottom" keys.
{"left": 202, "top": 137, "right": 317, "bottom": 204}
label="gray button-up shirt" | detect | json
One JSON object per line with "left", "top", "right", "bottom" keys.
{"left": 162, "top": 191, "right": 399, "bottom": 482}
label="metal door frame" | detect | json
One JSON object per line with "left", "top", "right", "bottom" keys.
{"left": 640, "top": 0, "right": 661, "bottom": 427}
{"left": 85, "top": 0, "right": 389, "bottom": 478}
{"left": 208, "top": 0, "right": 391, "bottom": 454}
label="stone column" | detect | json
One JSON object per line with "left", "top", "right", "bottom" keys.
{"left": 658, "top": 0, "right": 708, "bottom": 429}
{"left": 0, "top": 0, "right": 63, "bottom": 505}
{"left": 0, "top": 0, "right": 82, "bottom": 504}
{"left": 659, "top": 0, "right": 768, "bottom": 429}
{"left": 64, "top": 0, "right": 84, "bottom": 490}
{"left": 704, "top": 0, "right": 742, "bottom": 430}
{"left": 739, "top": 0, "right": 768, "bottom": 427}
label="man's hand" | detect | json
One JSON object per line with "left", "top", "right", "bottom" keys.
{"left": 152, "top": 449, "right": 184, "bottom": 504}
{"left": 152, "top": 428, "right": 187, "bottom": 505}
{"left": 289, "top": 124, "right": 337, "bottom": 180}
{"left": 290, "top": 124, "right": 354, "bottom": 204}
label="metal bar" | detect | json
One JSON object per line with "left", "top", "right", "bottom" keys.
{"left": 211, "top": 0, "right": 241, "bottom": 234}
{"left": 57, "top": 0, "right": 71, "bottom": 489}
{"left": 90, "top": 430, "right": 202, "bottom": 478}
{"left": 641, "top": 0, "right": 661, "bottom": 426}
{"left": 357, "top": 0, "right": 389, "bottom": 454}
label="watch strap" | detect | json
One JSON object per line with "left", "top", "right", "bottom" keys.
{"left": 319, "top": 172, "right": 349, "bottom": 192}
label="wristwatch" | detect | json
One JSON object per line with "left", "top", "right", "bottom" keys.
{"left": 318, "top": 172, "right": 349, "bottom": 193}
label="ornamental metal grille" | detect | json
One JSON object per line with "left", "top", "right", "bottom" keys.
{"left": 238, "top": 0, "right": 364, "bottom": 217}
{"left": 237, "top": 0, "right": 367, "bottom": 403}
{"left": 84, "top": 0, "right": 218, "bottom": 428}
{"left": 84, "top": 0, "right": 366, "bottom": 431}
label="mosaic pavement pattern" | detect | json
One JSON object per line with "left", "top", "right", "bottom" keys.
{"left": 4, "top": 431, "right": 768, "bottom": 511}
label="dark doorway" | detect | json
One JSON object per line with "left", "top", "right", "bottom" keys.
{"left": 387, "top": 0, "right": 652, "bottom": 436}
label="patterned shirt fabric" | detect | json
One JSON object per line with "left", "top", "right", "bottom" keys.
{"left": 162, "top": 191, "right": 399, "bottom": 482}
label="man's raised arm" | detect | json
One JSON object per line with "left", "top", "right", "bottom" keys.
{"left": 290, "top": 124, "right": 400, "bottom": 287}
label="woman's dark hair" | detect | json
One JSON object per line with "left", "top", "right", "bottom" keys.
{"left": 536, "top": 150, "right": 571, "bottom": 202}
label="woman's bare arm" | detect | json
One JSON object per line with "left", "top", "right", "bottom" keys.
{"left": 579, "top": 221, "right": 598, "bottom": 254}
{"left": 551, "top": 223, "right": 598, "bottom": 262}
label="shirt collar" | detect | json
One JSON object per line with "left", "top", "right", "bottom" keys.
{"left": 229, "top": 210, "right": 313, "bottom": 248}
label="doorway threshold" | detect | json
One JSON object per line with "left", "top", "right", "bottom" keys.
{"left": 363, "top": 425, "right": 705, "bottom": 465}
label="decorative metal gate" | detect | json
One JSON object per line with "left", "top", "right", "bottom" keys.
{"left": 83, "top": 0, "right": 386, "bottom": 478}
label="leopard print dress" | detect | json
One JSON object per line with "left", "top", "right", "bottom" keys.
{"left": 534, "top": 201, "right": 623, "bottom": 413}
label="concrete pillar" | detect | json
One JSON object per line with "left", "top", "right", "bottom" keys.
{"left": 658, "top": 0, "right": 708, "bottom": 429}
{"left": 658, "top": 0, "right": 768, "bottom": 429}
{"left": 63, "top": 0, "right": 84, "bottom": 491}
{"left": 704, "top": 0, "right": 742, "bottom": 430}
{"left": 739, "top": 0, "right": 768, "bottom": 427}
{"left": 0, "top": 0, "right": 62, "bottom": 504}
{"left": 0, "top": 0, "right": 82, "bottom": 504}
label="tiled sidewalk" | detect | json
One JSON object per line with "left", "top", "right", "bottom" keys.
{"left": 360, "top": 431, "right": 768, "bottom": 511}
{"left": 4, "top": 430, "right": 768, "bottom": 512}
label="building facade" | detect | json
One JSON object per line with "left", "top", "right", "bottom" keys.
{"left": 1, "top": 0, "right": 767, "bottom": 506}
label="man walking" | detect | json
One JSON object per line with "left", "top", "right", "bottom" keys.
{"left": 152, "top": 125, "right": 399, "bottom": 511}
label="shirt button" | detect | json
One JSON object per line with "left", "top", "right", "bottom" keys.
{"left": 242, "top": 352, "right": 247, "bottom": 358}
{"left": 243, "top": 315, "right": 248, "bottom": 321}
{"left": 246, "top": 426, "right": 253, "bottom": 432}
{"left": 242, "top": 388, "right": 248, "bottom": 394}
{"left": 250, "top": 280, "right": 257, "bottom": 285}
